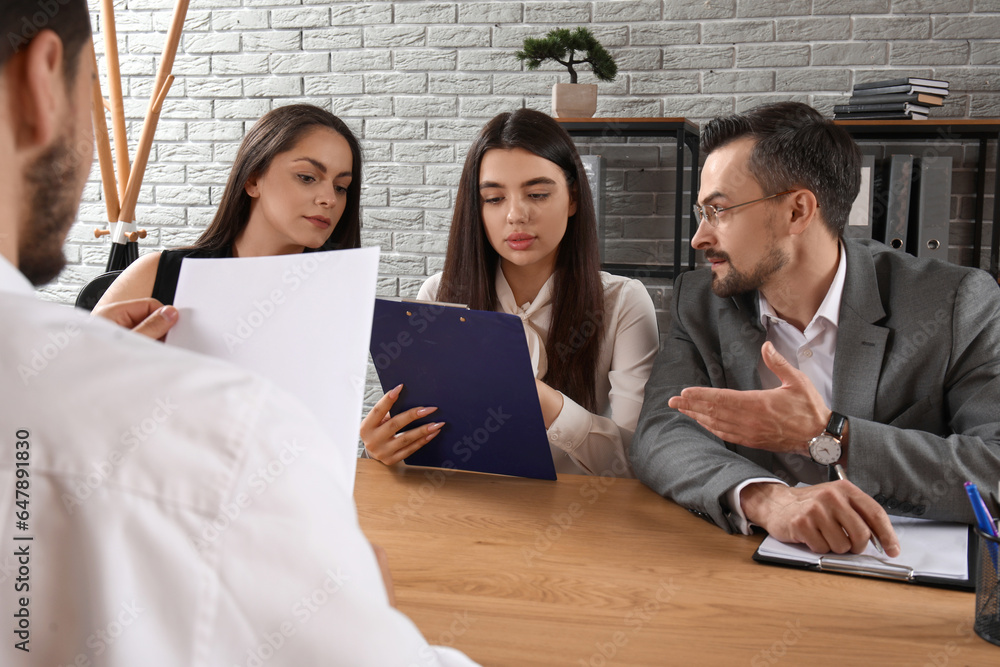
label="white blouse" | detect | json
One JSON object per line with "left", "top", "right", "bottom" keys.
{"left": 419, "top": 268, "right": 659, "bottom": 477}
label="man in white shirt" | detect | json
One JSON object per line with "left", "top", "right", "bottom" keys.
{"left": 0, "top": 2, "right": 476, "bottom": 664}
{"left": 632, "top": 102, "right": 1000, "bottom": 557}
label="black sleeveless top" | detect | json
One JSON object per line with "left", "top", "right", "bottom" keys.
{"left": 150, "top": 245, "right": 232, "bottom": 306}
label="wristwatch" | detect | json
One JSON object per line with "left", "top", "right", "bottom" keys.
{"left": 808, "top": 412, "right": 847, "bottom": 465}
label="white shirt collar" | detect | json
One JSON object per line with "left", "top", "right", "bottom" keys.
{"left": 495, "top": 264, "right": 555, "bottom": 315}
{"left": 758, "top": 240, "right": 847, "bottom": 332}
{"left": 0, "top": 254, "right": 35, "bottom": 297}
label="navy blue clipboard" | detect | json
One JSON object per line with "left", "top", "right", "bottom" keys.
{"left": 370, "top": 298, "right": 557, "bottom": 480}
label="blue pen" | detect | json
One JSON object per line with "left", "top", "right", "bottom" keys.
{"left": 964, "top": 482, "right": 998, "bottom": 568}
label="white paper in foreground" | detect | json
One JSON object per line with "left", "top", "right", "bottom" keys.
{"left": 166, "top": 247, "right": 379, "bottom": 492}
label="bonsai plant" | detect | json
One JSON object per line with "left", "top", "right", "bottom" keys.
{"left": 516, "top": 27, "right": 618, "bottom": 118}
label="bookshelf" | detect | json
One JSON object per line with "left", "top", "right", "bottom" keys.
{"left": 834, "top": 119, "right": 1000, "bottom": 278}
{"left": 558, "top": 118, "right": 999, "bottom": 280}
{"left": 557, "top": 118, "right": 700, "bottom": 279}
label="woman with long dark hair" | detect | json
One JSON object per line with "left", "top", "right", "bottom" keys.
{"left": 97, "top": 104, "right": 362, "bottom": 308}
{"left": 362, "top": 108, "right": 658, "bottom": 477}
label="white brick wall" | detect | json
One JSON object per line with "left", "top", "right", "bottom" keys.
{"left": 46, "top": 0, "right": 1000, "bottom": 340}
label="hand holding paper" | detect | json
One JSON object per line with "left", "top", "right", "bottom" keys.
{"left": 93, "top": 298, "right": 179, "bottom": 341}
{"left": 166, "top": 248, "right": 380, "bottom": 492}
{"left": 368, "top": 298, "right": 556, "bottom": 479}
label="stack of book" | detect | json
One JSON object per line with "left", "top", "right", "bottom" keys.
{"left": 834, "top": 77, "right": 949, "bottom": 121}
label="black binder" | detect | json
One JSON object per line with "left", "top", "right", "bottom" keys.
{"left": 884, "top": 154, "right": 914, "bottom": 251}
{"left": 753, "top": 523, "right": 977, "bottom": 591}
{"left": 369, "top": 298, "right": 557, "bottom": 480}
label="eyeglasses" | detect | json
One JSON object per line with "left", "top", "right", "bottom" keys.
{"left": 693, "top": 190, "right": 796, "bottom": 228}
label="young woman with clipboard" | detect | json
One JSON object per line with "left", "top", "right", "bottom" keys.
{"left": 96, "top": 105, "right": 363, "bottom": 312}
{"left": 362, "top": 109, "right": 659, "bottom": 477}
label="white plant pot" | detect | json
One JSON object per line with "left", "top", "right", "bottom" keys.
{"left": 551, "top": 83, "right": 598, "bottom": 118}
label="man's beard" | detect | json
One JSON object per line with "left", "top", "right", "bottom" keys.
{"left": 19, "top": 134, "right": 85, "bottom": 287}
{"left": 707, "top": 245, "right": 788, "bottom": 299}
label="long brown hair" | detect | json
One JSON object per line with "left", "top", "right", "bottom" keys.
{"left": 438, "top": 108, "right": 605, "bottom": 412}
{"left": 193, "top": 105, "right": 362, "bottom": 252}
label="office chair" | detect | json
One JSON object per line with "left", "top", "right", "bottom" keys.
{"left": 75, "top": 270, "right": 123, "bottom": 311}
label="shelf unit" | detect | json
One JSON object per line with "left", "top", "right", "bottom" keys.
{"left": 557, "top": 117, "right": 700, "bottom": 279}
{"left": 835, "top": 119, "right": 1000, "bottom": 278}
{"left": 559, "top": 118, "right": 999, "bottom": 280}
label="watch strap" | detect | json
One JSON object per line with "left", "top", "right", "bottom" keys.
{"left": 834, "top": 413, "right": 849, "bottom": 466}
{"left": 826, "top": 412, "right": 846, "bottom": 439}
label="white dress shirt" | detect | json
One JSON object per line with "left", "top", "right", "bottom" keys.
{"left": 419, "top": 268, "right": 659, "bottom": 477}
{"left": 726, "top": 243, "right": 847, "bottom": 533}
{"left": 0, "top": 256, "right": 477, "bottom": 666}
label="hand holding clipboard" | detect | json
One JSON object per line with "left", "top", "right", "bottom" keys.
{"left": 367, "top": 298, "right": 557, "bottom": 480}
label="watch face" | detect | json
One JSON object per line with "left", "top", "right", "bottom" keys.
{"left": 809, "top": 434, "right": 842, "bottom": 465}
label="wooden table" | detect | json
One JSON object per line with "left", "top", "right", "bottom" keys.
{"left": 355, "top": 460, "right": 995, "bottom": 666}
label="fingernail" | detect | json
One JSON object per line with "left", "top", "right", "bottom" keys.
{"left": 416, "top": 407, "right": 438, "bottom": 416}
{"left": 389, "top": 384, "right": 403, "bottom": 397}
{"left": 159, "top": 306, "right": 179, "bottom": 324}
{"left": 428, "top": 422, "right": 445, "bottom": 431}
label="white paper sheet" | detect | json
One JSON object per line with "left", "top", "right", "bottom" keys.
{"left": 166, "top": 247, "right": 379, "bottom": 493}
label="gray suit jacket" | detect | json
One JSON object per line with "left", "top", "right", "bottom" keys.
{"left": 632, "top": 239, "right": 1000, "bottom": 532}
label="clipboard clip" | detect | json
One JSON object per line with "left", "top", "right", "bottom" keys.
{"left": 818, "top": 555, "right": 914, "bottom": 582}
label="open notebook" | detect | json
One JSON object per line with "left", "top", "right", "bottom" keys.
{"left": 754, "top": 515, "right": 975, "bottom": 590}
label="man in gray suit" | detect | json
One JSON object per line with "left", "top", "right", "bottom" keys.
{"left": 632, "top": 102, "right": 1000, "bottom": 557}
